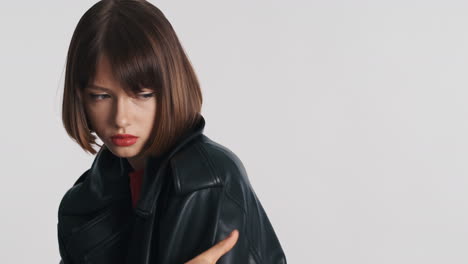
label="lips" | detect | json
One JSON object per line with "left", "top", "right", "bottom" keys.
{"left": 111, "top": 134, "right": 138, "bottom": 147}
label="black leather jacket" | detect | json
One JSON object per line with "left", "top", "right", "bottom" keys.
{"left": 57, "top": 115, "right": 287, "bottom": 264}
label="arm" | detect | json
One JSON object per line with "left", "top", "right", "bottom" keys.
{"left": 213, "top": 187, "right": 287, "bottom": 264}
{"left": 156, "top": 182, "right": 286, "bottom": 264}
{"left": 57, "top": 224, "right": 73, "bottom": 264}
{"left": 58, "top": 230, "right": 240, "bottom": 264}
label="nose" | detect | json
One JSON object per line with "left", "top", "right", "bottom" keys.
{"left": 113, "top": 96, "right": 131, "bottom": 130}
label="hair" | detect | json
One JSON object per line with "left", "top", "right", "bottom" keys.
{"left": 62, "top": 0, "right": 203, "bottom": 157}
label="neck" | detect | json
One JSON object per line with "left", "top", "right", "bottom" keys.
{"left": 127, "top": 156, "right": 147, "bottom": 171}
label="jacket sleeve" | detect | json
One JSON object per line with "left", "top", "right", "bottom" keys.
{"left": 155, "top": 174, "right": 287, "bottom": 264}
{"left": 212, "top": 186, "right": 287, "bottom": 264}
{"left": 57, "top": 223, "right": 73, "bottom": 264}
{"left": 57, "top": 174, "right": 86, "bottom": 264}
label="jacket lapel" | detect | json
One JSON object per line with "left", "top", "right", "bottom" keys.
{"left": 125, "top": 114, "right": 206, "bottom": 263}
{"left": 134, "top": 114, "right": 206, "bottom": 217}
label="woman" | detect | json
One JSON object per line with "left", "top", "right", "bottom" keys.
{"left": 57, "top": 0, "right": 287, "bottom": 263}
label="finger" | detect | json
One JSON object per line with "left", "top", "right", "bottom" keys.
{"left": 204, "top": 229, "right": 240, "bottom": 263}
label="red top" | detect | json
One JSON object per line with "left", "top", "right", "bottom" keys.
{"left": 128, "top": 168, "right": 144, "bottom": 208}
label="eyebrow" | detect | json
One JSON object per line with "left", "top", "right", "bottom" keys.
{"left": 85, "top": 84, "right": 112, "bottom": 92}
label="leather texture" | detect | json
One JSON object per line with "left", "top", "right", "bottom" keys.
{"left": 57, "top": 114, "right": 287, "bottom": 264}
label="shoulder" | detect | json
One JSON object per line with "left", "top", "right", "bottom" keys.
{"left": 57, "top": 169, "right": 90, "bottom": 216}
{"left": 169, "top": 134, "right": 252, "bottom": 200}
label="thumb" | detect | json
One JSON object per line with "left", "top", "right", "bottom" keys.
{"left": 203, "top": 229, "right": 240, "bottom": 263}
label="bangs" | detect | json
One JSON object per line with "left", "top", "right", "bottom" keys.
{"left": 77, "top": 11, "right": 163, "bottom": 95}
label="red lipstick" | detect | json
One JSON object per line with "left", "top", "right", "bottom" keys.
{"left": 111, "top": 134, "right": 138, "bottom": 147}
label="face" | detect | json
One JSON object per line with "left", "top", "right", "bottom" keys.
{"left": 82, "top": 55, "right": 157, "bottom": 168}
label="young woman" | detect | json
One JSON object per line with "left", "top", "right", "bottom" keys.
{"left": 57, "top": 0, "right": 287, "bottom": 263}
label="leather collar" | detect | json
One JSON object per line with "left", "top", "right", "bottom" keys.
{"left": 133, "top": 114, "right": 207, "bottom": 216}
{"left": 59, "top": 114, "right": 211, "bottom": 218}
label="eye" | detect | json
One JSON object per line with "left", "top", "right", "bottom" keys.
{"left": 137, "top": 92, "right": 156, "bottom": 99}
{"left": 89, "top": 93, "right": 110, "bottom": 100}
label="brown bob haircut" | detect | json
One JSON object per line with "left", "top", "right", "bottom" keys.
{"left": 62, "top": 0, "right": 203, "bottom": 157}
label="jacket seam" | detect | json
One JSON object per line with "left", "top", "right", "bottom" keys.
{"left": 200, "top": 141, "right": 265, "bottom": 263}
{"left": 171, "top": 158, "right": 182, "bottom": 194}
{"left": 211, "top": 180, "right": 226, "bottom": 247}
{"left": 224, "top": 189, "right": 247, "bottom": 215}
{"left": 248, "top": 244, "right": 262, "bottom": 264}
{"left": 195, "top": 143, "right": 221, "bottom": 186}
{"left": 199, "top": 142, "right": 246, "bottom": 205}
{"left": 196, "top": 142, "right": 245, "bottom": 215}
{"left": 222, "top": 187, "right": 263, "bottom": 264}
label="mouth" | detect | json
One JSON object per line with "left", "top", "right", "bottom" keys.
{"left": 110, "top": 134, "right": 139, "bottom": 147}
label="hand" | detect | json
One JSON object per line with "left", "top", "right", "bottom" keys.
{"left": 185, "top": 229, "right": 239, "bottom": 264}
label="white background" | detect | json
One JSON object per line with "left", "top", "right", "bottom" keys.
{"left": 1, "top": 0, "right": 467, "bottom": 263}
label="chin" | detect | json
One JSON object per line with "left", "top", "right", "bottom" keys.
{"left": 106, "top": 145, "right": 141, "bottom": 158}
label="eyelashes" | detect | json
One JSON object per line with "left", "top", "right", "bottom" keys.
{"left": 88, "top": 92, "right": 156, "bottom": 101}
{"left": 138, "top": 92, "right": 156, "bottom": 99}
{"left": 89, "top": 94, "right": 110, "bottom": 100}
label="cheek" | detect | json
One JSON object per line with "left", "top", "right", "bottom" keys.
{"left": 141, "top": 101, "right": 156, "bottom": 119}
{"left": 88, "top": 108, "right": 104, "bottom": 121}
{"left": 142, "top": 107, "right": 157, "bottom": 131}
{"left": 85, "top": 105, "right": 109, "bottom": 127}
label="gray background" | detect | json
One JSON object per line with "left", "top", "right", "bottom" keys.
{"left": 1, "top": 0, "right": 467, "bottom": 263}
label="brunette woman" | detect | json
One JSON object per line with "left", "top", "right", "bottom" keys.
{"left": 57, "top": 0, "right": 287, "bottom": 263}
